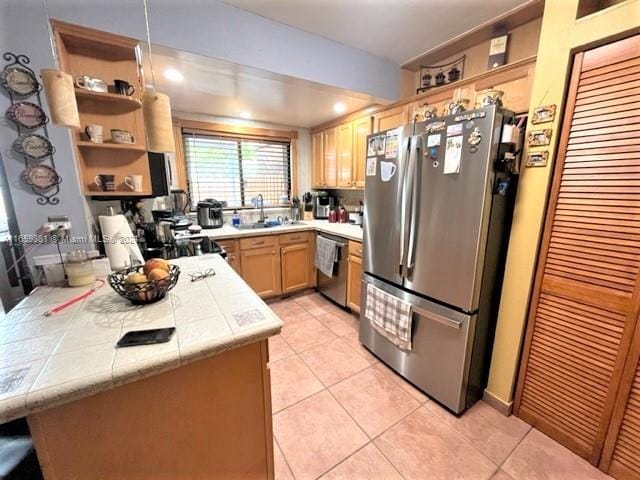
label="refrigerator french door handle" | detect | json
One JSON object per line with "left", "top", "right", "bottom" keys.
{"left": 399, "top": 136, "right": 413, "bottom": 274}
{"left": 413, "top": 305, "right": 463, "bottom": 329}
{"left": 406, "top": 136, "right": 422, "bottom": 275}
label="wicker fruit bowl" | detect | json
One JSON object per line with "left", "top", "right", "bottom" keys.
{"left": 108, "top": 262, "right": 180, "bottom": 305}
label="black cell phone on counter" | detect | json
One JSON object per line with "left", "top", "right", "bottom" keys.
{"left": 116, "top": 327, "right": 176, "bottom": 348}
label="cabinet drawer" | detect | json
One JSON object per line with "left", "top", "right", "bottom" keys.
{"left": 349, "top": 240, "right": 363, "bottom": 258}
{"left": 216, "top": 239, "right": 238, "bottom": 253}
{"left": 279, "top": 231, "right": 311, "bottom": 245}
{"left": 240, "top": 235, "right": 278, "bottom": 250}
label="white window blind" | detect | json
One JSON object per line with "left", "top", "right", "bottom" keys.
{"left": 183, "top": 132, "right": 291, "bottom": 208}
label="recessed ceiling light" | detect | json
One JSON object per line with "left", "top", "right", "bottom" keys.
{"left": 333, "top": 102, "right": 347, "bottom": 114}
{"left": 240, "top": 111, "right": 252, "bottom": 119}
{"left": 163, "top": 68, "right": 184, "bottom": 82}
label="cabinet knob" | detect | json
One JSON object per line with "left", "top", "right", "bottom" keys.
{"left": 272, "top": 250, "right": 276, "bottom": 255}
{"left": 282, "top": 249, "right": 287, "bottom": 254}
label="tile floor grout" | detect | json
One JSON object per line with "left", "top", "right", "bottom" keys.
{"left": 269, "top": 292, "right": 611, "bottom": 480}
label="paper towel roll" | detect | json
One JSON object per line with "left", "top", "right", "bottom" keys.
{"left": 99, "top": 214, "right": 143, "bottom": 270}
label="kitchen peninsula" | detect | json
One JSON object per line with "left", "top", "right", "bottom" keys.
{"left": 0, "top": 255, "right": 280, "bottom": 479}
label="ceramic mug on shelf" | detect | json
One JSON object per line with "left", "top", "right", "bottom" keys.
{"left": 94, "top": 174, "right": 115, "bottom": 192}
{"left": 124, "top": 174, "right": 143, "bottom": 192}
{"left": 110, "top": 129, "right": 134, "bottom": 144}
{"left": 114, "top": 79, "right": 135, "bottom": 96}
{"left": 84, "top": 124, "right": 103, "bottom": 143}
{"left": 75, "top": 75, "right": 107, "bottom": 93}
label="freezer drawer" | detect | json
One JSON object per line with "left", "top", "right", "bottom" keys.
{"left": 359, "top": 273, "right": 476, "bottom": 413}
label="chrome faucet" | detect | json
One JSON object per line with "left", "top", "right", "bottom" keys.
{"left": 257, "top": 194, "right": 266, "bottom": 223}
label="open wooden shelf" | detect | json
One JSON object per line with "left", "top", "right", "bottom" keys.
{"left": 53, "top": 20, "right": 152, "bottom": 198}
{"left": 77, "top": 141, "right": 147, "bottom": 153}
{"left": 87, "top": 190, "right": 152, "bottom": 198}
{"left": 75, "top": 88, "right": 141, "bottom": 108}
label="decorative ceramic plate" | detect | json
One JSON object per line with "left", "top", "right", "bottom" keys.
{"left": 13, "top": 134, "right": 54, "bottom": 160}
{"left": 0, "top": 67, "right": 40, "bottom": 96}
{"left": 22, "top": 164, "right": 60, "bottom": 190}
{"left": 5, "top": 102, "right": 48, "bottom": 129}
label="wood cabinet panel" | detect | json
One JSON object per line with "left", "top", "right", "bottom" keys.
{"left": 515, "top": 35, "right": 640, "bottom": 470}
{"left": 373, "top": 104, "right": 409, "bottom": 133}
{"left": 337, "top": 122, "right": 354, "bottom": 187}
{"left": 217, "top": 239, "right": 241, "bottom": 275}
{"left": 347, "top": 253, "right": 362, "bottom": 314}
{"left": 279, "top": 231, "right": 311, "bottom": 245}
{"left": 240, "top": 246, "right": 281, "bottom": 298}
{"left": 352, "top": 117, "right": 371, "bottom": 188}
{"left": 281, "top": 243, "right": 312, "bottom": 294}
{"left": 311, "top": 131, "right": 324, "bottom": 188}
{"left": 348, "top": 240, "right": 363, "bottom": 258}
{"left": 323, "top": 127, "right": 338, "bottom": 188}
{"left": 239, "top": 235, "right": 277, "bottom": 250}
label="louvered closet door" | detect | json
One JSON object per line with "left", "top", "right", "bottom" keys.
{"left": 605, "top": 357, "right": 640, "bottom": 479}
{"left": 515, "top": 34, "right": 640, "bottom": 466}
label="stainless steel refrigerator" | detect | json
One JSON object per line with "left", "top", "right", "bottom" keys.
{"left": 360, "top": 105, "right": 517, "bottom": 413}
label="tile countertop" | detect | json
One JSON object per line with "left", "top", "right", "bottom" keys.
{"left": 199, "top": 220, "right": 364, "bottom": 242}
{"left": 0, "top": 255, "right": 282, "bottom": 424}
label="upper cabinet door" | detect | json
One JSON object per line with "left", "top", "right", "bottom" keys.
{"left": 311, "top": 131, "right": 324, "bottom": 188}
{"left": 352, "top": 117, "right": 371, "bottom": 188}
{"left": 323, "top": 126, "right": 338, "bottom": 188}
{"left": 373, "top": 104, "right": 409, "bottom": 133}
{"left": 337, "top": 122, "right": 354, "bottom": 187}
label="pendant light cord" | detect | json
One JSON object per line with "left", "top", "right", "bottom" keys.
{"left": 42, "top": 0, "right": 59, "bottom": 66}
{"left": 142, "top": 0, "right": 156, "bottom": 87}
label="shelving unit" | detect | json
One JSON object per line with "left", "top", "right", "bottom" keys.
{"left": 52, "top": 20, "right": 151, "bottom": 197}
{"left": 77, "top": 141, "right": 147, "bottom": 152}
{"left": 74, "top": 88, "right": 142, "bottom": 108}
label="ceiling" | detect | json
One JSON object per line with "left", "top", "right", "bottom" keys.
{"left": 221, "top": 0, "right": 531, "bottom": 66}
{"left": 144, "top": 45, "right": 382, "bottom": 128}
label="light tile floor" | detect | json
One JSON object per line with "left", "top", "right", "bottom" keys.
{"left": 267, "top": 291, "right": 613, "bottom": 480}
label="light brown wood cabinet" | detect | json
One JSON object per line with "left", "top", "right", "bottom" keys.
{"left": 347, "top": 240, "right": 363, "bottom": 313}
{"left": 312, "top": 116, "right": 371, "bottom": 189}
{"left": 311, "top": 131, "right": 325, "bottom": 188}
{"left": 373, "top": 104, "right": 409, "bottom": 133}
{"left": 337, "top": 122, "right": 354, "bottom": 187}
{"left": 322, "top": 126, "right": 338, "bottom": 188}
{"left": 281, "top": 243, "right": 312, "bottom": 294}
{"left": 237, "top": 232, "right": 314, "bottom": 298}
{"left": 216, "top": 239, "right": 241, "bottom": 276}
{"left": 240, "top": 246, "right": 281, "bottom": 298}
{"left": 352, "top": 116, "right": 370, "bottom": 188}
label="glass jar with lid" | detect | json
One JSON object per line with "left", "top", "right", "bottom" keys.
{"left": 65, "top": 250, "right": 95, "bottom": 287}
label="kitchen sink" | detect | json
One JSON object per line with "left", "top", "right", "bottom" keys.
{"left": 234, "top": 223, "right": 269, "bottom": 230}
{"left": 233, "top": 221, "right": 303, "bottom": 230}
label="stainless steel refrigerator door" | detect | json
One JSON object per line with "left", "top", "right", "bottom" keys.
{"left": 403, "top": 107, "right": 503, "bottom": 311}
{"left": 359, "top": 273, "right": 475, "bottom": 413}
{"left": 363, "top": 125, "right": 413, "bottom": 287}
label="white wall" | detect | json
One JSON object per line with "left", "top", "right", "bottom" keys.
{"left": 0, "top": 4, "right": 93, "bottom": 262}
{"left": 10, "top": 0, "right": 400, "bottom": 101}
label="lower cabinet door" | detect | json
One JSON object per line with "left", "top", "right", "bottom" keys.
{"left": 347, "top": 254, "right": 362, "bottom": 313}
{"left": 227, "top": 252, "right": 242, "bottom": 276}
{"left": 281, "top": 243, "right": 311, "bottom": 294}
{"left": 240, "top": 246, "right": 281, "bottom": 298}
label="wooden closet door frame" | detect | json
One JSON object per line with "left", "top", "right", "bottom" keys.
{"left": 514, "top": 48, "right": 640, "bottom": 465}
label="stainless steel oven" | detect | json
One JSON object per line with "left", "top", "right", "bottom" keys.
{"left": 316, "top": 232, "right": 348, "bottom": 307}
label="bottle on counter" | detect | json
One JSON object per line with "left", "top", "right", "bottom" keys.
{"left": 65, "top": 250, "right": 96, "bottom": 287}
{"left": 232, "top": 209, "right": 241, "bottom": 226}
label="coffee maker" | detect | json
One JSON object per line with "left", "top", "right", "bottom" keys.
{"left": 313, "top": 195, "right": 335, "bottom": 219}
